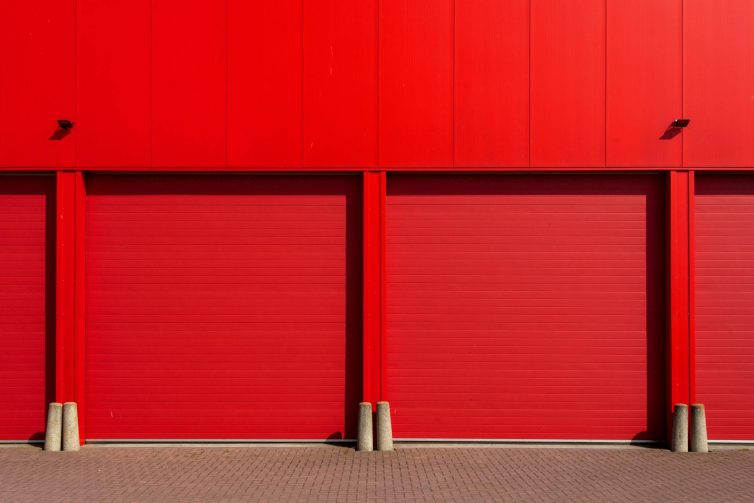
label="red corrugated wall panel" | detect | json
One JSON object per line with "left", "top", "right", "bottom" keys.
{"left": 0, "top": 1, "right": 75, "bottom": 168}
{"left": 606, "top": 0, "right": 682, "bottom": 168}
{"left": 684, "top": 1, "right": 754, "bottom": 168}
{"left": 454, "top": 0, "right": 529, "bottom": 167}
{"left": 85, "top": 175, "right": 361, "bottom": 440}
{"left": 76, "top": 0, "right": 151, "bottom": 168}
{"left": 0, "top": 176, "right": 54, "bottom": 441}
{"left": 379, "top": 0, "right": 453, "bottom": 168}
{"left": 696, "top": 175, "right": 754, "bottom": 440}
{"left": 152, "top": 0, "right": 226, "bottom": 167}
{"left": 228, "top": 1, "right": 302, "bottom": 168}
{"left": 531, "top": 0, "right": 606, "bottom": 168}
{"left": 303, "top": 0, "right": 378, "bottom": 168}
{"left": 386, "top": 175, "right": 665, "bottom": 440}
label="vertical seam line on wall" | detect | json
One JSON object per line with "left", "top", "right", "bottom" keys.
{"left": 681, "top": 0, "right": 684, "bottom": 168}
{"left": 225, "top": 0, "right": 229, "bottom": 167}
{"left": 528, "top": 0, "right": 532, "bottom": 167}
{"left": 451, "top": 0, "right": 455, "bottom": 167}
{"left": 687, "top": 171, "right": 694, "bottom": 404}
{"left": 149, "top": 0, "right": 153, "bottom": 168}
{"left": 73, "top": 0, "right": 78, "bottom": 167}
{"left": 604, "top": 0, "right": 608, "bottom": 168}
{"left": 376, "top": 0, "right": 380, "bottom": 168}
{"left": 301, "top": 0, "right": 304, "bottom": 168}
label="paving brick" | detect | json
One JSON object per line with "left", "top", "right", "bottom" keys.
{"left": 0, "top": 445, "right": 753, "bottom": 502}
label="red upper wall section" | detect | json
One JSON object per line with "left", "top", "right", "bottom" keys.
{"left": 0, "top": 0, "right": 752, "bottom": 170}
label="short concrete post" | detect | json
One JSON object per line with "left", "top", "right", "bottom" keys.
{"left": 357, "top": 402, "right": 373, "bottom": 452}
{"left": 62, "top": 402, "right": 80, "bottom": 451}
{"left": 690, "top": 404, "right": 709, "bottom": 453}
{"left": 376, "top": 401, "right": 394, "bottom": 451}
{"left": 44, "top": 402, "right": 62, "bottom": 452}
{"left": 671, "top": 403, "right": 688, "bottom": 453}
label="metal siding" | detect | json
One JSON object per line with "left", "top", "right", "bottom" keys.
{"left": 606, "top": 0, "right": 682, "bottom": 168}
{"left": 454, "top": 0, "right": 529, "bottom": 167}
{"left": 227, "top": 0, "right": 302, "bottom": 168}
{"left": 76, "top": 0, "right": 151, "bottom": 168}
{"left": 151, "top": 0, "right": 226, "bottom": 167}
{"left": 531, "top": 0, "right": 606, "bottom": 168}
{"left": 379, "top": 0, "right": 453, "bottom": 168}
{"left": 0, "top": 1, "right": 75, "bottom": 168}
{"left": 696, "top": 175, "right": 754, "bottom": 440}
{"left": 684, "top": 1, "right": 754, "bottom": 168}
{"left": 386, "top": 175, "right": 665, "bottom": 440}
{"left": 0, "top": 177, "right": 54, "bottom": 441}
{"left": 303, "top": 0, "right": 378, "bottom": 168}
{"left": 85, "top": 175, "right": 361, "bottom": 440}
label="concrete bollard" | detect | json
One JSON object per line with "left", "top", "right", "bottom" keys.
{"left": 44, "top": 402, "right": 63, "bottom": 452}
{"left": 671, "top": 403, "right": 688, "bottom": 453}
{"left": 376, "top": 401, "right": 394, "bottom": 451}
{"left": 357, "top": 402, "right": 373, "bottom": 452}
{"left": 62, "top": 402, "right": 80, "bottom": 451}
{"left": 690, "top": 404, "right": 709, "bottom": 453}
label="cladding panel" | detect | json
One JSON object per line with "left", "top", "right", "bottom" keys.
{"left": 454, "top": 0, "right": 529, "bottom": 167}
{"left": 606, "top": 0, "right": 682, "bottom": 167}
{"left": 379, "top": 0, "right": 453, "bottom": 167}
{"left": 0, "top": 1, "right": 75, "bottom": 168}
{"left": 531, "top": 0, "right": 606, "bottom": 167}
{"left": 684, "top": 1, "right": 754, "bottom": 168}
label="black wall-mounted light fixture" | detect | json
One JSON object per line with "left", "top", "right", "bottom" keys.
{"left": 57, "top": 119, "right": 74, "bottom": 130}
{"left": 672, "top": 119, "right": 690, "bottom": 128}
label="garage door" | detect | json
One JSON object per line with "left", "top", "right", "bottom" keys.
{"left": 386, "top": 175, "right": 665, "bottom": 441}
{"left": 696, "top": 175, "right": 754, "bottom": 441}
{"left": 86, "top": 175, "right": 361, "bottom": 440}
{"left": 0, "top": 176, "right": 54, "bottom": 441}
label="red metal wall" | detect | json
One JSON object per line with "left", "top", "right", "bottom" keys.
{"left": 0, "top": 0, "right": 753, "bottom": 443}
{"left": 684, "top": 1, "right": 754, "bottom": 168}
{"left": 1, "top": 0, "right": 752, "bottom": 170}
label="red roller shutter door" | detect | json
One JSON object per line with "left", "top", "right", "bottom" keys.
{"left": 86, "top": 175, "right": 361, "bottom": 440}
{"left": 696, "top": 175, "right": 754, "bottom": 441}
{"left": 386, "top": 175, "right": 665, "bottom": 441}
{"left": 0, "top": 176, "right": 54, "bottom": 441}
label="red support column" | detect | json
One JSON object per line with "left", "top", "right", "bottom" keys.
{"left": 74, "top": 172, "right": 86, "bottom": 443}
{"left": 688, "top": 173, "right": 696, "bottom": 405}
{"left": 363, "top": 171, "right": 385, "bottom": 406}
{"left": 55, "top": 171, "right": 76, "bottom": 403}
{"left": 56, "top": 171, "right": 86, "bottom": 443}
{"left": 667, "top": 170, "right": 694, "bottom": 435}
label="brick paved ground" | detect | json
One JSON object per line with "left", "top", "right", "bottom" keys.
{"left": 1, "top": 444, "right": 753, "bottom": 502}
